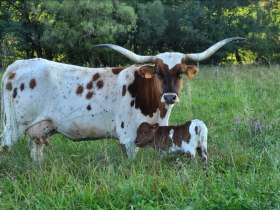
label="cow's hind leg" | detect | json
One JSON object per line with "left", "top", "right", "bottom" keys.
{"left": 27, "top": 120, "right": 55, "bottom": 162}
{"left": 0, "top": 126, "right": 21, "bottom": 152}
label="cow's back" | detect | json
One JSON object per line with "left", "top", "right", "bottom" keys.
{"left": 2, "top": 58, "right": 120, "bottom": 140}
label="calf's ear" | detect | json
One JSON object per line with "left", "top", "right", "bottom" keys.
{"left": 185, "top": 65, "right": 199, "bottom": 79}
{"left": 152, "top": 123, "right": 159, "bottom": 131}
{"left": 138, "top": 65, "right": 155, "bottom": 79}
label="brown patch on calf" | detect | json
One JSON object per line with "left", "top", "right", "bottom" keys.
{"left": 13, "top": 88, "right": 17, "bottom": 98}
{"left": 76, "top": 85, "right": 84, "bottom": 95}
{"left": 121, "top": 121, "right": 124, "bottom": 128}
{"left": 30, "top": 79, "right": 36, "bottom": 89}
{"left": 96, "top": 80, "right": 104, "bottom": 89}
{"left": 122, "top": 85, "right": 127, "bottom": 96}
{"left": 8, "top": 72, "right": 16, "bottom": 80}
{"left": 87, "top": 105, "right": 91, "bottom": 111}
{"left": 20, "top": 83, "right": 25, "bottom": 91}
{"left": 136, "top": 121, "right": 192, "bottom": 149}
{"left": 6, "top": 82, "right": 12, "bottom": 91}
{"left": 86, "top": 81, "right": 93, "bottom": 89}
{"left": 92, "top": 73, "right": 100, "bottom": 81}
{"left": 86, "top": 91, "right": 93, "bottom": 99}
{"left": 112, "top": 67, "right": 126, "bottom": 75}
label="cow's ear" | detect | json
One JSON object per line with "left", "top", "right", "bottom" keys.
{"left": 152, "top": 123, "right": 159, "bottom": 131}
{"left": 138, "top": 65, "right": 155, "bottom": 79}
{"left": 185, "top": 65, "right": 199, "bottom": 79}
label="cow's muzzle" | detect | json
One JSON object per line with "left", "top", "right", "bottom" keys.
{"left": 161, "top": 93, "right": 179, "bottom": 104}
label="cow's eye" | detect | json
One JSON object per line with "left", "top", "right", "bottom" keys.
{"left": 156, "top": 70, "right": 164, "bottom": 77}
{"left": 176, "top": 72, "right": 183, "bottom": 78}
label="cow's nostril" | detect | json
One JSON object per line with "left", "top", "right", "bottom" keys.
{"left": 164, "top": 94, "right": 176, "bottom": 103}
{"left": 135, "top": 140, "right": 138, "bottom": 144}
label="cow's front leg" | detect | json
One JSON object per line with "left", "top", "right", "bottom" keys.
{"left": 119, "top": 137, "right": 138, "bottom": 160}
{"left": 116, "top": 120, "right": 138, "bottom": 159}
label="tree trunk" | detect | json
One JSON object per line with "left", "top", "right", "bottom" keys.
{"left": 235, "top": 49, "right": 242, "bottom": 64}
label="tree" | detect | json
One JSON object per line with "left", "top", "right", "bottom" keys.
{"left": 133, "top": 0, "right": 168, "bottom": 53}
{"left": 41, "top": 0, "right": 136, "bottom": 65}
{"left": 0, "top": 0, "right": 48, "bottom": 62}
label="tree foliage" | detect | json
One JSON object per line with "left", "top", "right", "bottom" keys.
{"left": 0, "top": 0, "right": 279, "bottom": 68}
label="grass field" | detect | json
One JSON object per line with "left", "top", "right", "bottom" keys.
{"left": 0, "top": 65, "right": 279, "bottom": 209}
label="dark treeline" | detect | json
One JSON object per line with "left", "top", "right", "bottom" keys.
{"left": 0, "top": 0, "right": 279, "bottom": 68}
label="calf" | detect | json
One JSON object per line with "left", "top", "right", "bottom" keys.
{"left": 135, "top": 120, "right": 208, "bottom": 164}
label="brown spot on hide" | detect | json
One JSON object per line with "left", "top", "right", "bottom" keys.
{"left": 130, "top": 100, "right": 135, "bottom": 107}
{"left": 87, "top": 105, "right": 91, "bottom": 111}
{"left": 86, "top": 91, "right": 93, "bottom": 99}
{"left": 76, "top": 85, "right": 84, "bottom": 95}
{"left": 86, "top": 81, "right": 93, "bottom": 89}
{"left": 122, "top": 85, "right": 126, "bottom": 96}
{"left": 112, "top": 67, "right": 126, "bottom": 74}
{"left": 8, "top": 72, "right": 16, "bottom": 80}
{"left": 195, "top": 126, "right": 199, "bottom": 135}
{"left": 159, "top": 104, "right": 167, "bottom": 119}
{"left": 121, "top": 121, "right": 124, "bottom": 128}
{"left": 128, "top": 71, "right": 163, "bottom": 118}
{"left": 97, "top": 80, "right": 104, "bottom": 89}
{"left": 13, "top": 88, "right": 17, "bottom": 98}
{"left": 20, "top": 83, "right": 25, "bottom": 91}
{"left": 6, "top": 82, "right": 12, "bottom": 91}
{"left": 30, "top": 79, "right": 36, "bottom": 89}
{"left": 92, "top": 73, "right": 100, "bottom": 81}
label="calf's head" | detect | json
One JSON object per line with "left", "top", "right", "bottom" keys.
{"left": 135, "top": 122, "right": 159, "bottom": 147}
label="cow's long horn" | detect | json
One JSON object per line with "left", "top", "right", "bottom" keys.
{"left": 94, "top": 44, "right": 155, "bottom": 63}
{"left": 185, "top": 37, "right": 246, "bottom": 61}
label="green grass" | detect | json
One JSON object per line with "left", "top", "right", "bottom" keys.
{"left": 1, "top": 65, "right": 280, "bottom": 209}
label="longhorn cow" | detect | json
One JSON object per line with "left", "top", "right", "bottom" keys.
{"left": 0, "top": 37, "right": 245, "bottom": 161}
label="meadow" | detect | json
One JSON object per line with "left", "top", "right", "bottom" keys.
{"left": 0, "top": 65, "right": 279, "bottom": 209}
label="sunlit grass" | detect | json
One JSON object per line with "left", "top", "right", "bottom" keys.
{"left": 0, "top": 65, "right": 280, "bottom": 209}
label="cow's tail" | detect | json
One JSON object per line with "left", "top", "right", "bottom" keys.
{"left": 0, "top": 61, "right": 21, "bottom": 150}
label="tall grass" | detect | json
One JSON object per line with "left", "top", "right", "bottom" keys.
{"left": 0, "top": 65, "right": 279, "bottom": 209}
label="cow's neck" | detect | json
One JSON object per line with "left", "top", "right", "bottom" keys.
{"left": 128, "top": 72, "right": 168, "bottom": 119}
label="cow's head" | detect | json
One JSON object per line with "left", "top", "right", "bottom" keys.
{"left": 137, "top": 57, "right": 198, "bottom": 104}
{"left": 135, "top": 122, "right": 159, "bottom": 147}
{"left": 95, "top": 37, "right": 246, "bottom": 105}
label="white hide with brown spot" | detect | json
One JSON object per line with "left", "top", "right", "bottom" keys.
{"left": 0, "top": 59, "right": 173, "bottom": 160}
